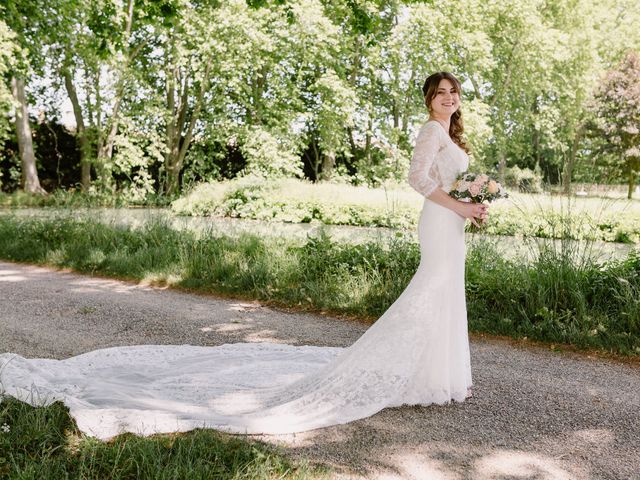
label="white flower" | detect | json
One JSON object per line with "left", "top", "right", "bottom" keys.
{"left": 1, "top": 423, "right": 9, "bottom": 433}
{"left": 625, "top": 146, "right": 640, "bottom": 157}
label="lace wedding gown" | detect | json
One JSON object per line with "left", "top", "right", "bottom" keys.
{"left": 0, "top": 120, "right": 472, "bottom": 440}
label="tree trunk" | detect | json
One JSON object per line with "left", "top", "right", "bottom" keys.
{"left": 94, "top": 0, "right": 137, "bottom": 192}
{"left": 468, "top": 74, "right": 483, "bottom": 100}
{"left": 497, "top": 151, "right": 506, "bottom": 186}
{"left": 561, "top": 154, "right": 572, "bottom": 195}
{"left": 346, "top": 126, "right": 357, "bottom": 162}
{"left": 364, "top": 117, "right": 373, "bottom": 163}
{"left": 310, "top": 139, "right": 321, "bottom": 181}
{"left": 562, "top": 125, "right": 584, "bottom": 195}
{"left": 628, "top": 163, "right": 636, "bottom": 200}
{"left": 531, "top": 99, "right": 541, "bottom": 170}
{"left": 319, "top": 152, "right": 335, "bottom": 181}
{"left": 64, "top": 71, "right": 91, "bottom": 190}
{"left": 489, "top": 39, "right": 520, "bottom": 109}
{"left": 11, "top": 76, "right": 46, "bottom": 195}
{"left": 400, "top": 69, "right": 415, "bottom": 135}
{"left": 164, "top": 59, "right": 212, "bottom": 195}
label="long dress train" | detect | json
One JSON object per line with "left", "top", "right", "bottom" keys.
{"left": 0, "top": 120, "right": 472, "bottom": 440}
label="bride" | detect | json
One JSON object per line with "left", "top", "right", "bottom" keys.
{"left": 0, "top": 72, "right": 488, "bottom": 440}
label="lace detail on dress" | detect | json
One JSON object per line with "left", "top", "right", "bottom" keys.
{"left": 408, "top": 120, "right": 469, "bottom": 197}
{"left": 408, "top": 122, "right": 443, "bottom": 197}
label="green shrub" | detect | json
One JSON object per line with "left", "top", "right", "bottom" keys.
{"left": 504, "top": 165, "right": 544, "bottom": 193}
{"left": 172, "top": 179, "right": 417, "bottom": 229}
{"left": 0, "top": 189, "right": 173, "bottom": 209}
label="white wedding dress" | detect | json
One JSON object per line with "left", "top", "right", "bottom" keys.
{"left": 0, "top": 120, "right": 472, "bottom": 440}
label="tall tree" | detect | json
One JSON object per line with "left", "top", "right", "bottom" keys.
{"left": 592, "top": 51, "right": 640, "bottom": 199}
{"left": 157, "top": 1, "right": 216, "bottom": 194}
{"left": 2, "top": 2, "right": 48, "bottom": 194}
{"left": 0, "top": 21, "right": 18, "bottom": 147}
{"left": 10, "top": 76, "right": 46, "bottom": 193}
{"left": 49, "top": 0, "right": 178, "bottom": 192}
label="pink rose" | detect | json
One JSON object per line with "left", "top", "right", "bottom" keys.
{"left": 468, "top": 183, "right": 481, "bottom": 196}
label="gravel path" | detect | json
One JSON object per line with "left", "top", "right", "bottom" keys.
{"left": 1, "top": 261, "right": 638, "bottom": 480}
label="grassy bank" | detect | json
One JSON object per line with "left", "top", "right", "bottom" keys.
{"left": 0, "top": 215, "right": 638, "bottom": 356}
{"left": 0, "top": 190, "right": 172, "bottom": 209}
{"left": 0, "top": 397, "right": 326, "bottom": 479}
{"left": 171, "top": 179, "right": 640, "bottom": 244}
{"left": 3, "top": 181, "right": 639, "bottom": 244}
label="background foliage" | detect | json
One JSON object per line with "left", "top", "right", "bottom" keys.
{"left": 1, "top": 0, "right": 639, "bottom": 197}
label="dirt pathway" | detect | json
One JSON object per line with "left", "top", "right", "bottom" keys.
{"left": 1, "top": 261, "right": 638, "bottom": 480}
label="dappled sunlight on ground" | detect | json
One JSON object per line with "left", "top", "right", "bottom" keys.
{"left": 207, "top": 320, "right": 254, "bottom": 333}
{"left": 243, "top": 330, "right": 288, "bottom": 343}
{"left": 366, "top": 447, "right": 585, "bottom": 479}
{"left": 228, "top": 302, "right": 265, "bottom": 312}
{"left": 373, "top": 452, "right": 458, "bottom": 480}
{"left": 69, "top": 278, "right": 157, "bottom": 294}
{"left": 285, "top": 440, "right": 589, "bottom": 479}
{"left": 473, "top": 450, "right": 583, "bottom": 479}
{"left": 572, "top": 427, "right": 614, "bottom": 445}
{"left": 0, "top": 269, "right": 27, "bottom": 282}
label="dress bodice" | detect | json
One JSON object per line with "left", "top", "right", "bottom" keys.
{"left": 408, "top": 120, "right": 469, "bottom": 197}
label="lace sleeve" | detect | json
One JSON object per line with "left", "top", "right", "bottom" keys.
{"left": 408, "top": 122, "right": 442, "bottom": 197}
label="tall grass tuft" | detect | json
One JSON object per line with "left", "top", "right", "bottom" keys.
{"left": 466, "top": 193, "right": 640, "bottom": 354}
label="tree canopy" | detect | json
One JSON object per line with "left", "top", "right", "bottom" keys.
{"left": 1, "top": 0, "right": 639, "bottom": 197}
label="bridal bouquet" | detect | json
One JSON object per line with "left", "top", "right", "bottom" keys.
{"left": 449, "top": 172, "right": 508, "bottom": 229}
{"left": 449, "top": 172, "right": 508, "bottom": 203}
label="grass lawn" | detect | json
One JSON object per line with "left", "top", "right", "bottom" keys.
{"left": 0, "top": 397, "right": 328, "bottom": 479}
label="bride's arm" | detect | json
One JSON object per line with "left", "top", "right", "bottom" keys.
{"left": 408, "top": 122, "right": 442, "bottom": 198}
{"left": 408, "top": 122, "right": 485, "bottom": 226}
{"left": 425, "top": 189, "right": 485, "bottom": 227}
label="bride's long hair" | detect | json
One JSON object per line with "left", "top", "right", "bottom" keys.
{"left": 422, "top": 72, "right": 470, "bottom": 154}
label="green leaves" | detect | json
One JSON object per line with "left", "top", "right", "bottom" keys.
{"left": 591, "top": 51, "right": 640, "bottom": 198}
{"left": 3, "top": 0, "right": 640, "bottom": 194}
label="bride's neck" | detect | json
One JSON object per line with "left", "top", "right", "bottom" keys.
{"left": 429, "top": 115, "right": 450, "bottom": 132}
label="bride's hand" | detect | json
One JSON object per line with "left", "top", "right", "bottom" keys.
{"left": 457, "top": 202, "right": 489, "bottom": 228}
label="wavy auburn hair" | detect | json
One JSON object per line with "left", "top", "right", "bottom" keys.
{"left": 422, "top": 72, "right": 470, "bottom": 154}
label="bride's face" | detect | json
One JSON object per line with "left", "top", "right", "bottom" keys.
{"left": 429, "top": 78, "right": 460, "bottom": 117}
